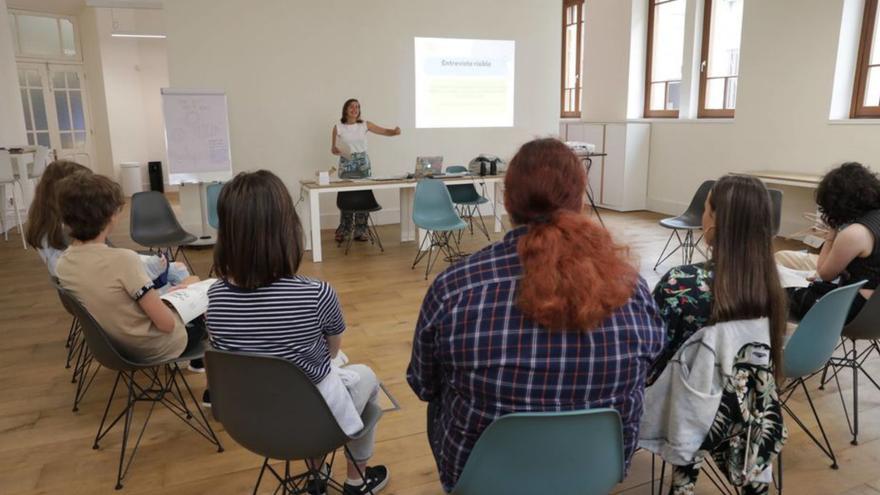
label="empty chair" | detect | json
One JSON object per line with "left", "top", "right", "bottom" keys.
{"left": 204, "top": 350, "right": 382, "bottom": 494}
{"left": 336, "top": 190, "right": 384, "bottom": 255}
{"left": 653, "top": 180, "right": 716, "bottom": 270}
{"left": 769, "top": 188, "right": 783, "bottom": 236}
{"left": 206, "top": 182, "right": 224, "bottom": 230}
{"left": 451, "top": 409, "right": 624, "bottom": 495}
{"left": 130, "top": 191, "right": 197, "bottom": 271}
{"left": 821, "top": 289, "right": 880, "bottom": 445}
{"left": 57, "top": 287, "right": 222, "bottom": 489}
{"left": 0, "top": 150, "right": 26, "bottom": 249}
{"left": 779, "top": 281, "right": 866, "bottom": 469}
{"left": 446, "top": 165, "right": 491, "bottom": 241}
{"left": 412, "top": 179, "right": 468, "bottom": 279}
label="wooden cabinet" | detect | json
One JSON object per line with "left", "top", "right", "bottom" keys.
{"left": 560, "top": 121, "right": 650, "bottom": 212}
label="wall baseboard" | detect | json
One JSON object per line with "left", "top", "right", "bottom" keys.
{"left": 645, "top": 197, "right": 688, "bottom": 217}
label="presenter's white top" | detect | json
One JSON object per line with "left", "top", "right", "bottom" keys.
{"left": 336, "top": 122, "right": 368, "bottom": 153}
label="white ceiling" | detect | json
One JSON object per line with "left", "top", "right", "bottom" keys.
{"left": 7, "top": 0, "right": 162, "bottom": 15}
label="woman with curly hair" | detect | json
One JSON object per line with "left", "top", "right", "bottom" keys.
{"left": 780, "top": 162, "right": 880, "bottom": 321}
{"left": 407, "top": 138, "right": 665, "bottom": 493}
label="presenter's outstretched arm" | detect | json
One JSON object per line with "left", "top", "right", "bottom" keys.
{"left": 367, "top": 121, "right": 401, "bottom": 136}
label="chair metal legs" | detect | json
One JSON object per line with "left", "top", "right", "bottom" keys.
{"left": 780, "top": 377, "right": 838, "bottom": 469}
{"left": 412, "top": 229, "right": 465, "bottom": 279}
{"left": 455, "top": 204, "right": 491, "bottom": 242}
{"left": 251, "top": 447, "right": 377, "bottom": 495}
{"left": 820, "top": 339, "right": 880, "bottom": 445}
{"left": 65, "top": 315, "right": 100, "bottom": 412}
{"left": 338, "top": 212, "right": 384, "bottom": 255}
{"left": 653, "top": 229, "right": 704, "bottom": 271}
{"left": 92, "top": 363, "right": 223, "bottom": 489}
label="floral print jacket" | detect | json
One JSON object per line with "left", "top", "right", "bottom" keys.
{"left": 648, "top": 262, "right": 714, "bottom": 385}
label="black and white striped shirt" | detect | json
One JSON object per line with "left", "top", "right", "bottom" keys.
{"left": 206, "top": 276, "right": 346, "bottom": 383}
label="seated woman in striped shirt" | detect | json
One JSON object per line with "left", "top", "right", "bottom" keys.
{"left": 205, "top": 170, "right": 388, "bottom": 495}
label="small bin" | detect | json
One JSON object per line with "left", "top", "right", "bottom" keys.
{"left": 120, "top": 162, "right": 144, "bottom": 197}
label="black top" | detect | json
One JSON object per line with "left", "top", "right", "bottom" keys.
{"left": 846, "top": 209, "right": 880, "bottom": 289}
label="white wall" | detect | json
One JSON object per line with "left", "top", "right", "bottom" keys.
{"left": 581, "top": 0, "right": 880, "bottom": 232}
{"left": 164, "top": 0, "right": 560, "bottom": 227}
{"left": 80, "top": 7, "right": 169, "bottom": 186}
{"left": 0, "top": 0, "right": 27, "bottom": 146}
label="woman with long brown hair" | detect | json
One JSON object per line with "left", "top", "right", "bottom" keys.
{"left": 407, "top": 138, "right": 665, "bottom": 493}
{"left": 25, "top": 160, "right": 90, "bottom": 273}
{"left": 648, "top": 175, "right": 787, "bottom": 382}
{"left": 641, "top": 175, "right": 788, "bottom": 495}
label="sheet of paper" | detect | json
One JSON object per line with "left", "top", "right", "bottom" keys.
{"left": 777, "top": 264, "right": 813, "bottom": 288}
{"left": 160, "top": 278, "right": 218, "bottom": 323}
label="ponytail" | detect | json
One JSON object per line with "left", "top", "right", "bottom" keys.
{"left": 517, "top": 211, "right": 637, "bottom": 331}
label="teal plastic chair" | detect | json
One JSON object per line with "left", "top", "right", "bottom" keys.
{"left": 451, "top": 409, "right": 624, "bottom": 495}
{"left": 411, "top": 179, "right": 467, "bottom": 279}
{"left": 445, "top": 166, "right": 491, "bottom": 241}
{"left": 780, "top": 280, "right": 866, "bottom": 469}
{"left": 206, "top": 182, "right": 224, "bottom": 230}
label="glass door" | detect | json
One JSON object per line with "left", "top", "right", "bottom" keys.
{"left": 48, "top": 65, "right": 92, "bottom": 165}
{"left": 16, "top": 63, "right": 93, "bottom": 167}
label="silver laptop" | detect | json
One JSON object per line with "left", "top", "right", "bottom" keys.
{"left": 415, "top": 156, "right": 444, "bottom": 178}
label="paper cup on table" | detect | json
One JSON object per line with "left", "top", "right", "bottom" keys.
{"left": 318, "top": 171, "right": 330, "bottom": 185}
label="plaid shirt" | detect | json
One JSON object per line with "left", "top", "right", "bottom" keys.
{"left": 407, "top": 226, "right": 665, "bottom": 492}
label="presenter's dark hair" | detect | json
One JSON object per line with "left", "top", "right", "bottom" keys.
{"left": 26, "top": 160, "right": 91, "bottom": 249}
{"left": 816, "top": 162, "right": 880, "bottom": 229}
{"left": 214, "top": 170, "right": 303, "bottom": 289}
{"left": 340, "top": 98, "right": 363, "bottom": 124}
{"left": 504, "top": 138, "right": 637, "bottom": 331}
{"left": 56, "top": 172, "right": 124, "bottom": 242}
{"left": 707, "top": 175, "right": 786, "bottom": 380}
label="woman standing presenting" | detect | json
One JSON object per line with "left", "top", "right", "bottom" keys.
{"left": 331, "top": 98, "right": 400, "bottom": 242}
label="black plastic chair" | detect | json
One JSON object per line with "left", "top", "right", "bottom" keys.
{"left": 205, "top": 350, "right": 382, "bottom": 494}
{"left": 653, "top": 180, "right": 716, "bottom": 270}
{"left": 130, "top": 191, "right": 197, "bottom": 271}
{"left": 57, "top": 288, "right": 223, "bottom": 490}
{"left": 336, "top": 190, "right": 384, "bottom": 255}
{"left": 819, "top": 290, "right": 880, "bottom": 446}
{"left": 51, "top": 277, "right": 99, "bottom": 412}
{"left": 768, "top": 189, "right": 783, "bottom": 236}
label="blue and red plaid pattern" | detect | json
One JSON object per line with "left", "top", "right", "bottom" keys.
{"left": 407, "top": 226, "right": 665, "bottom": 492}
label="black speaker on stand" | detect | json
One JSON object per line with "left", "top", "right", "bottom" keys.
{"left": 148, "top": 161, "right": 164, "bottom": 193}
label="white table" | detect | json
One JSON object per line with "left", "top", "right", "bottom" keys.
{"left": 299, "top": 175, "right": 505, "bottom": 263}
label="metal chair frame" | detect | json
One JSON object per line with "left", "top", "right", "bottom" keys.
{"left": 412, "top": 229, "right": 465, "bottom": 280}
{"left": 59, "top": 289, "right": 223, "bottom": 489}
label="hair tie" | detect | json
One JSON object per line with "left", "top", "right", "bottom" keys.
{"left": 530, "top": 214, "right": 553, "bottom": 225}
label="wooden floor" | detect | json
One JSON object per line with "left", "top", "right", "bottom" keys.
{"left": 3, "top": 204, "right": 880, "bottom": 495}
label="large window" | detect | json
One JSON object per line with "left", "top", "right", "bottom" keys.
{"left": 645, "top": 0, "right": 686, "bottom": 117}
{"left": 853, "top": 0, "right": 880, "bottom": 117}
{"left": 698, "top": 0, "right": 743, "bottom": 118}
{"left": 561, "top": 0, "right": 585, "bottom": 118}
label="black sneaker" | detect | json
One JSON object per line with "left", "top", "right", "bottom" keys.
{"left": 343, "top": 466, "right": 389, "bottom": 494}
{"left": 187, "top": 358, "right": 205, "bottom": 373}
{"left": 201, "top": 389, "right": 211, "bottom": 408}
{"left": 306, "top": 463, "right": 330, "bottom": 495}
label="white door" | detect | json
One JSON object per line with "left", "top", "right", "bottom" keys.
{"left": 17, "top": 63, "right": 94, "bottom": 168}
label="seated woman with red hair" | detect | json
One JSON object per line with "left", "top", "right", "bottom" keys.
{"left": 407, "top": 138, "right": 666, "bottom": 492}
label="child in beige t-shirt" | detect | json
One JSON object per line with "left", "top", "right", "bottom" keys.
{"left": 55, "top": 173, "right": 201, "bottom": 364}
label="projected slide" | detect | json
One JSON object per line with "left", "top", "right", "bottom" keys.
{"left": 415, "top": 37, "right": 515, "bottom": 128}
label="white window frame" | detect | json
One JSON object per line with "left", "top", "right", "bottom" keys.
{"left": 9, "top": 10, "right": 83, "bottom": 63}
